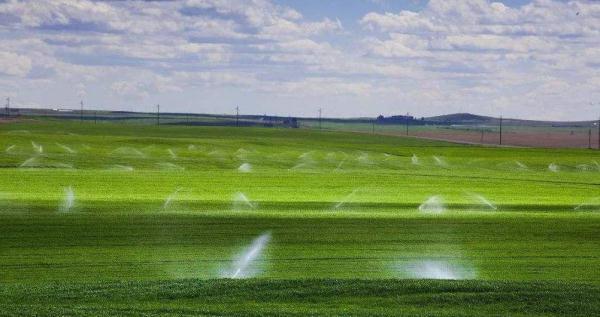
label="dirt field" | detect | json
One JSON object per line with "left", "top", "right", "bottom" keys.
{"left": 0, "top": 117, "right": 20, "bottom": 124}
{"left": 409, "top": 129, "right": 600, "bottom": 149}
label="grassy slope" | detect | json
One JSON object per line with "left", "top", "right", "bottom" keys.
{"left": 1, "top": 119, "right": 600, "bottom": 314}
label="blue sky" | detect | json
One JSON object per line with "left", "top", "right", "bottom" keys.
{"left": 0, "top": 0, "right": 599, "bottom": 120}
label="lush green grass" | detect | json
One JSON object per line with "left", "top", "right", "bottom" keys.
{"left": 1, "top": 212, "right": 599, "bottom": 284}
{"left": 1, "top": 119, "right": 599, "bottom": 314}
{"left": 2, "top": 279, "right": 599, "bottom": 316}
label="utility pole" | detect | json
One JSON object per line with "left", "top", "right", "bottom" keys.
{"left": 80, "top": 100, "right": 84, "bottom": 122}
{"left": 235, "top": 106, "right": 239, "bottom": 127}
{"left": 318, "top": 108, "right": 322, "bottom": 130}
{"left": 157, "top": 104, "right": 160, "bottom": 126}
{"left": 588, "top": 128, "right": 592, "bottom": 149}
{"left": 5, "top": 97, "right": 9, "bottom": 118}
{"left": 499, "top": 116, "right": 503, "bottom": 145}
{"left": 405, "top": 113, "right": 409, "bottom": 136}
{"left": 372, "top": 119, "right": 375, "bottom": 134}
{"left": 94, "top": 111, "right": 97, "bottom": 124}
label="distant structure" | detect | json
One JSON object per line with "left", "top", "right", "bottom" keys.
{"left": 261, "top": 115, "right": 274, "bottom": 127}
{"left": 260, "top": 115, "right": 298, "bottom": 128}
{"left": 283, "top": 117, "right": 299, "bottom": 128}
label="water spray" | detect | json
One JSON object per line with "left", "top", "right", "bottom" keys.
{"left": 225, "top": 231, "right": 272, "bottom": 279}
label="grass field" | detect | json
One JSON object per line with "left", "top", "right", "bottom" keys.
{"left": 1, "top": 119, "right": 599, "bottom": 315}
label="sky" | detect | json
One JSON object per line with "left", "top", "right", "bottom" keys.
{"left": 0, "top": 0, "right": 599, "bottom": 120}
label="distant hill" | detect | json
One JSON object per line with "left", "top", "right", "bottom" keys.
{"left": 425, "top": 113, "right": 495, "bottom": 124}
{"left": 424, "top": 113, "right": 596, "bottom": 127}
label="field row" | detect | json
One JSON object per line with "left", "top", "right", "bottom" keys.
{"left": 4, "top": 140, "right": 600, "bottom": 172}
{"left": 1, "top": 213, "right": 599, "bottom": 283}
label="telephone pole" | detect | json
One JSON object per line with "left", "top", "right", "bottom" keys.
{"left": 156, "top": 104, "right": 160, "bottom": 126}
{"left": 80, "top": 100, "right": 84, "bottom": 122}
{"left": 372, "top": 119, "right": 375, "bottom": 134}
{"left": 499, "top": 116, "right": 503, "bottom": 145}
{"left": 235, "top": 106, "right": 239, "bottom": 127}
{"left": 588, "top": 128, "right": 592, "bottom": 149}
{"left": 5, "top": 97, "right": 9, "bottom": 118}
{"left": 318, "top": 108, "right": 322, "bottom": 130}
{"left": 405, "top": 113, "right": 409, "bottom": 136}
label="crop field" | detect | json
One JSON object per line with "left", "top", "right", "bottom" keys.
{"left": 1, "top": 119, "right": 600, "bottom": 315}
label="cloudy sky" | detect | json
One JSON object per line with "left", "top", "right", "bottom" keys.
{"left": 0, "top": 0, "right": 599, "bottom": 120}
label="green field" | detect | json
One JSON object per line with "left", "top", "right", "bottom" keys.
{"left": 1, "top": 119, "right": 599, "bottom": 315}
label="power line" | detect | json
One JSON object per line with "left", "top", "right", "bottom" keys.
{"left": 318, "top": 108, "right": 322, "bottom": 130}
{"left": 499, "top": 116, "right": 503, "bottom": 145}
{"left": 157, "top": 104, "right": 160, "bottom": 126}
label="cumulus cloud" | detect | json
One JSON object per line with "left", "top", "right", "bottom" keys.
{"left": 356, "top": 0, "right": 600, "bottom": 119}
{"left": 0, "top": 52, "right": 32, "bottom": 77}
{"left": 259, "top": 77, "right": 374, "bottom": 97}
{"left": 0, "top": 0, "right": 598, "bottom": 120}
{"left": 111, "top": 74, "right": 182, "bottom": 100}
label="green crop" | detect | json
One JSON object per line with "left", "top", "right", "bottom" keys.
{"left": 1, "top": 119, "right": 599, "bottom": 315}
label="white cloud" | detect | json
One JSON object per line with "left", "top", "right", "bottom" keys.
{"left": 353, "top": 1, "right": 600, "bottom": 120}
{"left": 259, "top": 78, "right": 374, "bottom": 97}
{"left": 0, "top": 0, "right": 598, "bottom": 120}
{"left": 0, "top": 52, "right": 32, "bottom": 77}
